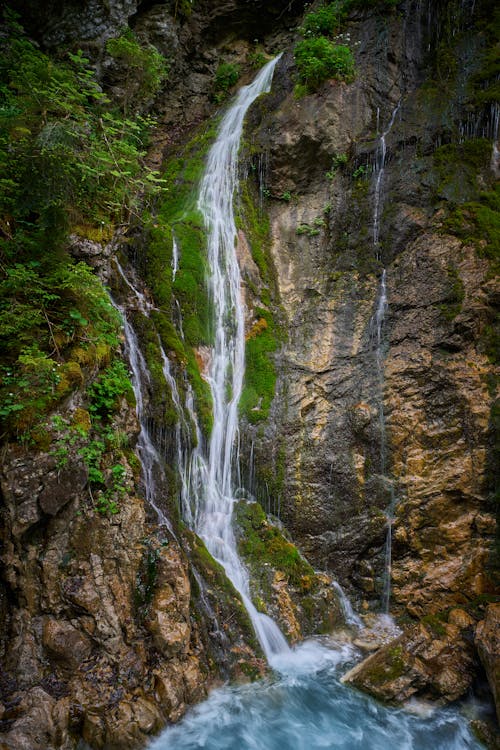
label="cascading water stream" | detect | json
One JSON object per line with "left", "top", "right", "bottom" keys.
{"left": 142, "top": 63, "right": 482, "bottom": 750}
{"left": 191, "top": 55, "right": 289, "bottom": 662}
{"left": 111, "top": 285, "right": 174, "bottom": 534}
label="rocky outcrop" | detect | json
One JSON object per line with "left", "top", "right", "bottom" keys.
{"left": 476, "top": 604, "right": 500, "bottom": 723}
{"left": 233, "top": 500, "right": 342, "bottom": 641}
{"left": 1, "top": 0, "right": 498, "bottom": 741}
{"left": 0, "top": 404, "right": 262, "bottom": 749}
{"left": 342, "top": 609, "right": 477, "bottom": 704}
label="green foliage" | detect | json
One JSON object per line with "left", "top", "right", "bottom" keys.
{"left": 140, "top": 122, "right": 219, "bottom": 436}
{"left": 0, "top": 345, "right": 61, "bottom": 434}
{"left": 326, "top": 152, "right": 348, "bottom": 178}
{"left": 248, "top": 52, "right": 268, "bottom": 70}
{"left": 294, "top": 38, "right": 355, "bottom": 91}
{"left": 0, "top": 24, "right": 165, "bottom": 236}
{"left": 0, "top": 16, "right": 169, "bottom": 441}
{"left": 301, "top": 2, "right": 349, "bottom": 37}
{"left": 50, "top": 413, "right": 131, "bottom": 515}
{"left": 296, "top": 0, "right": 399, "bottom": 92}
{"left": 213, "top": 63, "right": 240, "bottom": 102}
{"left": 87, "top": 360, "right": 134, "bottom": 420}
{"left": 106, "top": 29, "right": 168, "bottom": 112}
{"left": 300, "top": 0, "right": 398, "bottom": 40}
{"left": 353, "top": 164, "right": 368, "bottom": 179}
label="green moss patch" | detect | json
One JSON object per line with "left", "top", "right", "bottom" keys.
{"left": 240, "top": 309, "right": 279, "bottom": 424}
{"left": 234, "top": 500, "right": 315, "bottom": 589}
{"left": 140, "top": 122, "right": 220, "bottom": 436}
{"left": 183, "top": 529, "right": 259, "bottom": 652}
{"left": 234, "top": 500, "right": 339, "bottom": 637}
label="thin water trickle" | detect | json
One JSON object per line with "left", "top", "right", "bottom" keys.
{"left": 115, "top": 300, "right": 174, "bottom": 533}
{"left": 331, "top": 582, "right": 363, "bottom": 629}
{"left": 172, "top": 232, "right": 179, "bottom": 282}
{"left": 371, "top": 101, "right": 400, "bottom": 611}
{"left": 373, "top": 102, "right": 400, "bottom": 254}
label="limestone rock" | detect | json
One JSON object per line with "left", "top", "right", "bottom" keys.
{"left": 342, "top": 621, "right": 476, "bottom": 704}
{"left": 475, "top": 604, "right": 500, "bottom": 724}
{"left": 42, "top": 618, "right": 92, "bottom": 669}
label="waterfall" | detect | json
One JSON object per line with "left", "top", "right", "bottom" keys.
{"left": 370, "top": 270, "right": 396, "bottom": 613}
{"left": 191, "top": 55, "right": 290, "bottom": 661}
{"left": 371, "top": 102, "right": 400, "bottom": 612}
{"left": 111, "top": 277, "right": 175, "bottom": 534}
{"left": 373, "top": 270, "right": 388, "bottom": 474}
{"left": 331, "top": 582, "right": 363, "bottom": 629}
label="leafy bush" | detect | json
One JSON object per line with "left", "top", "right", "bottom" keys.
{"left": 0, "top": 15, "right": 165, "bottom": 439}
{"left": 301, "top": 2, "right": 348, "bottom": 37}
{"left": 0, "top": 18, "right": 166, "bottom": 239}
{"left": 295, "top": 37, "right": 355, "bottom": 90}
{"left": 213, "top": 63, "right": 240, "bottom": 101}
{"left": 106, "top": 29, "right": 168, "bottom": 112}
{"left": 87, "top": 360, "right": 134, "bottom": 420}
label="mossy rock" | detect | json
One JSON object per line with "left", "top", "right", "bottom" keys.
{"left": 183, "top": 529, "right": 260, "bottom": 654}
{"left": 233, "top": 500, "right": 341, "bottom": 639}
{"left": 56, "top": 361, "right": 84, "bottom": 396}
{"left": 71, "top": 408, "right": 91, "bottom": 434}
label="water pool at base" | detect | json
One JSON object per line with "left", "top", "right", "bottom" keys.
{"left": 148, "top": 640, "right": 483, "bottom": 750}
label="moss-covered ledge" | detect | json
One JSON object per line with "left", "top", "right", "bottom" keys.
{"left": 233, "top": 500, "right": 342, "bottom": 641}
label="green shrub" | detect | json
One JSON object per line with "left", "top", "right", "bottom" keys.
{"left": 106, "top": 29, "right": 168, "bottom": 112}
{"left": 87, "top": 360, "right": 134, "bottom": 420}
{"left": 213, "top": 63, "right": 240, "bottom": 101}
{"left": 301, "top": 2, "right": 348, "bottom": 37}
{"left": 294, "top": 38, "right": 355, "bottom": 91}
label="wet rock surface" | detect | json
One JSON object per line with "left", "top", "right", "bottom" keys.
{"left": 241, "top": 0, "right": 499, "bottom": 713}
{"left": 476, "top": 604, "right": 500, "bottom": 724}
{"left": 0, "top": 436, "right": 262, "bottom": 749}
{"left": 342, "top": 616, "right": 477, "bottom": 704}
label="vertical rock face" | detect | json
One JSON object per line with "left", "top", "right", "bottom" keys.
{"left": 1, "top": 0, "right": 498, "bottom": 743}
{"left": 0, "top": 406, "right": 263, "bottom": 750}
{"left": 241, "top": 0, "right": 498, "bottom": 707}
{"left": 476, "top": 604, "right": 500, "bottom": 723}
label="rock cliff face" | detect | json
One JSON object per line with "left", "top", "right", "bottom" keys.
{"left": 240, "top": 0, "right": 499, "bottom": 715}
{"left": 0, "top": 0, "right": 499, "bottom": 746}
{"left": 0, "top": 402, "right": 263, "bottom": 749}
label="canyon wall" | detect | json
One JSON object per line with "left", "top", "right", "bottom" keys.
{"left": 0, "top": 0, "right": 498, "bottom": 747}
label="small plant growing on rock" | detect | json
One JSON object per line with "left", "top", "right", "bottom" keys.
{"left": 213, "top": 63, "right": 240, "bottom": 102}
{"left": 294, "top": 37, "right": 355, "bottom": 92}
{"left": 353, "top": 164, "right": 368, "bottom": 179}
{"left": 301, "top": 2, "right": 349, "bottom": 37}
{"left": 106, "top": 29, "right": 168, "bottom": 112}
